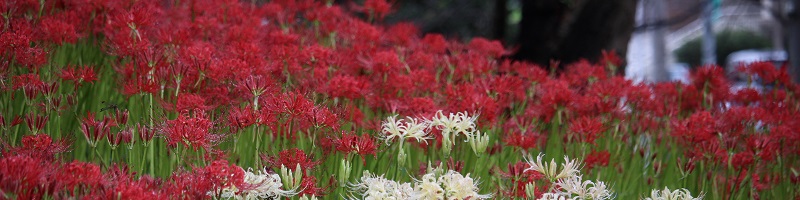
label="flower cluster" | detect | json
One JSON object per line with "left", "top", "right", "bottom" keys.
{"left": 525, "top": 153, "right": 614, "bottom": 200}
{"left": 381, "top": 110, "right": 486, "bottom": 155}
{"left": 1, "top": 0, "right": 798, "bottom": 199}
{"left": 210, "top": 167, "right": 298, "bottom": 199}
{"left": 349, "top": 169, "right": 492, "bottom": 200}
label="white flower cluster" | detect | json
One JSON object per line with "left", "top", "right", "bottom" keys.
{"left": 428, "top": 110, "right": 479, "bottom": 138}
{"left": 349, "top": 171, "right": 414, "bottom": 200}
{"left": 524, "top": 153, "right": 614, "bottom": 200}
{"left": 210, "top": 167, "right": 298, "bottom": 200}
{"left": 380, "top": 115, "right": 432, "bottom": 145}
{"left": 349, "top": 170, "right": 492, "bottom": 200}
{"left": 381, "top": 111, "right": 488, "bottom": 155}
{"left": 643, "top": 187, "right": 704, "bottom": 200}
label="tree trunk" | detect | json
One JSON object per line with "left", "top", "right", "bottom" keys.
{"left": 514, "top": 0, "right": 637, "bottom": 74}
{"left": 493, "top": 0, "right": 508, "bottom": 41}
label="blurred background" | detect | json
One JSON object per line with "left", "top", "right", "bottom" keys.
{"left": 373, "top": 0, "right": 800, "bottom": 84}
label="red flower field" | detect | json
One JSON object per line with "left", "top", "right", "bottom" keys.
{"left": 1, "top": 0, "right": 798, "bottom": 199}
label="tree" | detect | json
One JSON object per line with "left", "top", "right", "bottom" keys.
{"left": 513, "top": 0, "right": 638, "bottom": 73}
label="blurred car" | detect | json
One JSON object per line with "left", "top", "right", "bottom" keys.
{"left": 725, "top": 49, "right": 787, "bottom": 91}
{"left": 726, "top": 50, "right": 787, "bottom": 80}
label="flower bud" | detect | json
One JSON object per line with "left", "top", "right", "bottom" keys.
{"left": 441, "top": 130, "right": 453, "bottom": 157}
{"left": 397, "top": 148, "right": 407, "bottom": 167}
{"left": 280, "top": 164, "right": 303, "bottom": 190}
{"left": 468, "top": 130, "right": 490, "bottom": 156}
{"left": 338, "top": 159, "right": 352, "bottom": 186}
{"left": 525, "top": 182, "right": 537, "bottom": 198}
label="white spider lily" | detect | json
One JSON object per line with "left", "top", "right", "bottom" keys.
{"left": 411, "top": 173, "right": 444, "bottom": 200}
{"left": 538, "top": 192, "right": 571, "bottom": 200}
{"left": 380, "top": 115, "right": 432, "bottom": 145}
{"left": 402, "top": 117, "right": 432, "bottom": 143}
{"left": 211, "top": 167, "right": 298, "bottom": 199}
{"left": 349, "top": 171, "right": 414, "bottom": 200}
{"left": 643, "top": 187, "right": 704, "bottom": 200}
{"left": 555, "top": 176, "right": 613, "bottom": 200}
{"left": 429, "top": 110, "right": 479, "bottom": 137}
{"left": 437, "top": 170, "right": 492, "bottom": 200}
{"left": 524, "top": 153, "right": 582, "bottom": 182}
{"left": 380, "top": 115, "right": 405, "bottom": 144}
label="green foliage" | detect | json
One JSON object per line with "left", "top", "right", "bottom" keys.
{"left": 674, "top": 29, "right": 771, "bottom": 67}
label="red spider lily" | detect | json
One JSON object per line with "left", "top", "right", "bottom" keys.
{"left": 54, "top": 161, "right": 103, "bottom": 196}
{"left": 505, "top": 61, "right": 548, "bottom": 85}
{"left": 325, "top": 75, "right": 370, "bottom": 100}
{"left": 162, "top": 109, "right": 217, "bottom": 150}
{"left": 262, "top": 148, "right": 321, "bottom": 172}
{"left": 0, "top": 114, "right": 22, "bottom": 128}
{"left": 363, "top": 50, "right": 403, "bottom": 74}
{"left": 671, "top": 111, "right": 717, "bottom": 144}
{"left": 600, "top": 50, "right": 623, "bottom": 69}
{"left": 1, "top": 34, "right": 48, "bottom": 69}
{"left": 729, "top": 152, "right": 754, "bottom": 170}
{"left": 236, "top": 75, "right": 275, "bottom": 100}
{"left": 107, "top": 129, "right": 131, "bottom": 149}
{"left": 504, "top": 131, "right": 545, "bottom": 150}
{"left": 79, "top": 112, "right": 114, "bottom": 147}
{"left": 568, "top": 116, "right": 605, "bottom": 145}
{"left": 298, "top": 175, "right": 327, "bottom": 196}
{"left": 303, "top": 105, "right": 340, "bottom": 131}
{"left": 121, "top": 76, "right": 160, "bottom": 96}
{"left": 386, "top": 22, "right": 419, "bottom": 46}
{"left": 468, "top": 37, "right": 506, "bottom": 58}
{"left": 112, "top": 109, "right": 129, "bottom": 125}
{"left": 165, "top": 160, "right": 245, "bottom": 199}
{"left": 478, "top": 75, "right": 527, "bottom": 106}
{"left": 39, "top": 15, "right": 79, "bottom": 45}
{"left": 12, "top": 73, "right": 45, "bottom": 100}
{"left": 445, "top": 158, "right": 465, "bottom": 172}
{"left": 421, "top": 33, "right": 448, "bottom": 54}
{"left": 535, "top": 80, "right": 574, "bottom": 121}
{"left": 227, "top": 106, "right": 257, "bottom": 133}
{"left": 120, "top": 128, "right": 134, "bottom": 145}
{"left": 584, "top": 150, "right": 611, "bottom": 171}
{"left": 171, "top": 93, "right": 211, "bottom": 112}
{"left": 6, "top": 134, "right": 70, "bottom": 161}
{"left": 568, "top": 95, "right": 606, "bottom": 117}
{"left": 333, "top": 132, "right": 378, "bottom": 165}
{"left": 136, "top": 123, "right": 156, "bottom": 145}
{"left": 92, "top": 175, "right": 165, "bottom": 199}
{"left": 40, "top": 81, "right": 59, "bottom": 98}
{"left": 363, "top": 0, "right": 393, "bottom": 21}
{"left": 738, "top": 61, "right": 777, "bottom": 82}
{"left": 496, "top": 162, "right": 544, "bottom": 198}
{"left": 398, "top": 97, "right": 437, "bottom": 117}
{"left": 0, "top": 155, "right": 56, "bottom": 199}
{"left": 738, "top": 61, "right": 791, "bottom": 85}
{"left": 691, "top": 65, "right": 730, "bottom": 106}
{"left": 731, "top": 88, "right": 761, "bottom": 105}
{"left": 560, "top": 60, "right": 608, "bottom": 87}
{"left": 24, "top": 113, "right": 48, "bottom": 134}
{"left": 746, "top": 135, "right": 779, "bottom": 161}
{"left": 59, "top": 65, "right": 97, "bottom": 88}
{"left": 347, "top": 106, "right": 370, "bottom": 128}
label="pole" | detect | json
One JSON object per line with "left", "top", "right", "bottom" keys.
{"left": 652, "top": 0, "right": 670, "bottom": 82}
{"left": 788, "top": 0, "right": 800, "bottom": 83}
{"left": 702, "top": 0, "right": 717, "bottom": 65}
